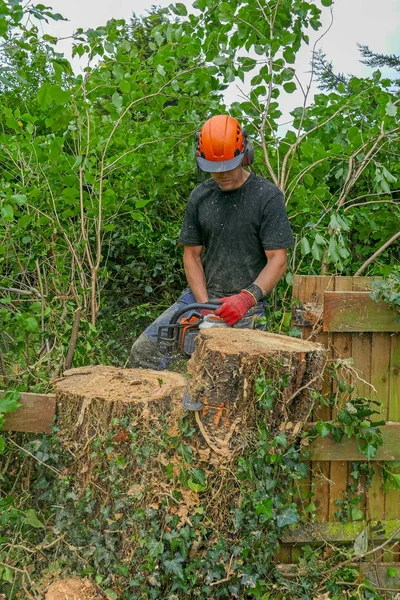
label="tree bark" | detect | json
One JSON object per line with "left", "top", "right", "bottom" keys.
{"left": 187, "top": 328, "right": 327, "bottom": 454}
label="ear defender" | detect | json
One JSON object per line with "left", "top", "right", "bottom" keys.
{"left": 242, "top": 128, "right": 254, "bottom": 167}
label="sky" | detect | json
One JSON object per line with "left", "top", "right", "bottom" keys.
{"left": 40, "top": 0, "right": 400, "bottom": 126}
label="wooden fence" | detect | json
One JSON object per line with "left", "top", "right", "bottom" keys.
{"left": 278, "top": 275, "right": 400, "bottom": 580}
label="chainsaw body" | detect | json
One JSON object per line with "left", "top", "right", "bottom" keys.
{"left": 157, "top": 302, "right": 225, "bottom": 355}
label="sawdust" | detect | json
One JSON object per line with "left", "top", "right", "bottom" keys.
{"left": 56, "top": 365, "right": 186, "bottom": 404}
{"left": 45, "top": 578, "right": 106, "bottom": 599}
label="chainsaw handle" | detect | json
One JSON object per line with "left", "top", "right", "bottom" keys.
{"left": 169, "top": 301, "right": 222, "bottom": 325}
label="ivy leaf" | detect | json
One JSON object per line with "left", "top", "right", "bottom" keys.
{"left": 24, "top": 509, "right": 44, "bottom": 528}
{"left": 387, "top": 567, "right": 399, "bottom": 577}
{"left": 188, "top": 478, "right": 207, "bottom": 492}
{"left": 256, "top": 498, "right": 273, "bottom": 518}
{"left": 351, "top": 508, "right": 364, "bottom": 521}
{"left": 316, "top": 421, "right": 332, "bottom": 438}
{"left": 163, "top": 556, "right": 184, "bottom": 579}
{"left": 276, "top": 507, "right": 299, "bottom": 528}
{"left": 360, "top": 442, "right": 377, "bottom": 460}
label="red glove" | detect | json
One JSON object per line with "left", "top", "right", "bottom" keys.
{"left": 214, "top": 290, "right": 256, "bottom": 326}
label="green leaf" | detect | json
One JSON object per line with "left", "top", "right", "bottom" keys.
{"left": 2, "top": 566, "right": 13, "bottom": 583}
{"left": 385, "top": 100, "right": 397, "bottom": 117}
{"left": 112, "top": 92, "right": 123, "bottom": 109}
{"left": 316, "top": 421, "right": 332, "bottom": 438}
{"left": 360, "top": 442, "right": 377, "bottom": 460}
{"left": 276, "top": 507, "right": 299, "bottom": 528}
{"left": 11, "top": 194, "right": 27, "bottom": 204}
{"left": 0, "top": 436, "right": 5, "bottom": 454}
{"left": 163, "top": 557, "right": 184, "bottom": 579}
{"left": 1, "top": 204, "right": 14, "bottom": 222}
{"left": 188, "top": 478, "right": 207, "bottom": 493}
{"left": 283, "top": 82, "right": 296, "bottom": 93}
{"left": 157, "top": 64, "right": 166, "bottom": 76}
{"left": 300, "top": 236, "right": 311, "bottom": 256}
{"left": 283, "top": 48, "right": 295, "bottom": 64}
{"left": 24, "top": 509, "right": 44, "bottom": 528}
{"left": 25, "top": 317, "right": 39, "bottom": 333}
{"left": 0, "top": 392, "right": 21, "bottom": 414}
{"left": 351, "top": 507, "right": 364, "bottom": 521}
{"left": 255, "top": 498, "right": 273, "bottom": 518}
{"left": 170, "top": 3, "right": 188, "bottom": 16}
{"left": 321, "top": 0, "right": 333, "bottom": 5}
{"left": 387, "top": 567, "right": 398, "bottom": 577}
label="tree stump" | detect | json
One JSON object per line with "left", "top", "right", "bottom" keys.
{"left": 187, "top": 328, "right": 327, "bottom": 455}
{"left": 53, "top": 365, "right": 187, "bottom": 487}
{"left": 54, "top": 365, "right": 187, "bottom": 444}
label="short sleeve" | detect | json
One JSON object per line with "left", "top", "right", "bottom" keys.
{"left": 259, "top": 191, "right": 294, "bottom": 250}
{"left": 179, "top": 195, "right": 204, "bottom": 246}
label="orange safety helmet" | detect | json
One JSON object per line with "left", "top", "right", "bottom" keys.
{"left": 196, "top": 114, "right": 253, "bottom": 172}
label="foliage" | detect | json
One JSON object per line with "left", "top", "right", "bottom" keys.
{"left": 0, "top": 390, "right": 20, "bottom": 453}
{"left": 0, "top": 1, "right": 399, "bottom": 597}
{"left": 370, "top": 268, "right": 400, "bottom": 319}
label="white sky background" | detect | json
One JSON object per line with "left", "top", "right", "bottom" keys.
{"left": 41, "top": 0, "right": 400, "bottom": 128}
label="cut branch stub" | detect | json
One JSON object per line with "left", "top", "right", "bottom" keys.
{"left": 54, "top": 365, "right": 187, "bottom": 454}
{"left": 188, "top": 329, "right": 327, "bottom": 452}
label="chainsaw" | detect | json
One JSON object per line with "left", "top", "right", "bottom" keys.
{"left": 157, "top": 301, "right": 226, "bottom": 356}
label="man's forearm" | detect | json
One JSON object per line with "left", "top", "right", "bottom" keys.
{"left": 254, "top": 255, "right": 287, "bottom": 297}
{"left": 183, "top": 254, "right": 208, "bottom": 303}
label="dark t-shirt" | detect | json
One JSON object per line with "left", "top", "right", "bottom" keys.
{"left": 179, "top": 172, "right": 294, "bottom": 298}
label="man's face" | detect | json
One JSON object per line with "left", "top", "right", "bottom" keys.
{"left": 210, "top": 164, "right": 246, "bottom": 191}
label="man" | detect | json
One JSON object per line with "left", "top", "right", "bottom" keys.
{"left": 130, "top": 114, "right": 294, "bottom": 374}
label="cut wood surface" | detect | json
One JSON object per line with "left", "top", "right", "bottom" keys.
{"left": 308, "top": 423, "right": 400, "bottom": 461}
{"left": 323, "top": 291, "right": 400, "bottom": 332}
{"left": 2, "top": 391, "right": 56, "bottom": 433}
{"left": 45, "top": 578, "right": 106, "bottom": 600}
{"left": 188, "top": 328, "right": 327, "bottom": 454}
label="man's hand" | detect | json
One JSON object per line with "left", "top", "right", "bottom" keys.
{"left": 215, "top": 291, "right": 256, "bottom": 326}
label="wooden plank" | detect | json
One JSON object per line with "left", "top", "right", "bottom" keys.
{"left": 281, "top": 520, "right": 400, "bottom": 544}
{"left": 351, "top": 333, "right": 372, "bottom": 399}
{"left": 329, "top": 462, "right": 347, "bottom": 522}
{"left": 275, "top": 563, "right": 400, "bottom": 588}
{"left": 323, "top": 292, "right": 400, "bottom": 332}
{"left": 328, "top": 277, "right": 354, "bottom": 523}
{"left": 312, "top": 461, "right": 330, "bottom": 522}
{"left": 352, "top": 276, "right": 381, "bottom": 291}
{"left": 293, "top": 275, "right": 335, "bottom": 305}
{"left": 371, "top": 333, "right": 391, "bottom": 422}
{"left": 2, "top": 392, "right": 56, "bottom": 433}
{"left": 308, "top": 424, "right": 400, "bottom": 461}
{"left": 384, "top": 334, "right": 400, "bottom": 561}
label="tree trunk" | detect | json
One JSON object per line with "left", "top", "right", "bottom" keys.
{"left": 187, "top": 329, "right": 327, "bottom": 455}
{"left": 54, "top": 365, "right": 187, "bottom": 463}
